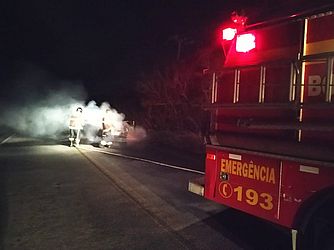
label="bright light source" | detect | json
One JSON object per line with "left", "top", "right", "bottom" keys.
{"left": 222, "top": 28, "right": 237, "bottom": 41}
{"left": 231, "top": 11, "right": 248, "bottom": 26}
{"left": 236, "top": 33, "right": 256, "bottom": 52}
{"left": 206, "top": 153, "right": 216, "bottom": 160}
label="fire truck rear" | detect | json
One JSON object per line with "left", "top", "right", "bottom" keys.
{"left": 189, "top": 4, "right": 334, "bottom": 250}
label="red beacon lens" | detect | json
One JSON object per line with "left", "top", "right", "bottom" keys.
{"left": 222, "top": 28, "right": 237, "bottom": 41}
{"left": 236, "top": 33, "right": 256, "bottom": 52}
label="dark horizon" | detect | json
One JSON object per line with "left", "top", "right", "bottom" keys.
{"left": 1, "top": 0, "right": 333, "bottom": 114}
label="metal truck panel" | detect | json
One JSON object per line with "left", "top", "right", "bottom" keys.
{"left": 205, "top": 148, "right": 282, "bottom": 224}
{"left": 211, "top": 12, "right": 334, "bottom": 159}
{"left": 305, "top": 13, "right": 334, "bottom": 56}
{"left": 301, "top": 54, "right": 334, "bottom": 145}
{"left": 224, "top": 21, "right": 301, "bottom": 67}
{"left": 204, "top": 146, "right": 334, "bottom": 228}
{"left": 279, "top": 160, "right": 334, "bottom": 227}
{"left": 199, "top": 5, "right": 334, "bottom": 235}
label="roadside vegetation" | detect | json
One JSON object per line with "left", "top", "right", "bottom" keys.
{"left": 136, "top": 35, "right": 222, "bottom": 153}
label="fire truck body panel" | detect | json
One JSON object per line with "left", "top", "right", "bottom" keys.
{"left": 211, "top": 58, "right": 334, "bottom": 162}
{"left": 280, "top": 160, "right": 334, "bottom": 228}
{"left": 204, "top": 145, "right": 334, "bottom": 228}
{"left": 305, "top": 13, "right": 334, "bottom": 56}
{"left": 205, "top": 147, "right": 281, "bottom": 224}
{"left": 224, "top": 21, "right": 301, "bottom": 67}
{"left": 189, "top": 5, "right": 334, "bottom": 248}
{"left": 209, "top": 8, "right": 334, "bottom": 160}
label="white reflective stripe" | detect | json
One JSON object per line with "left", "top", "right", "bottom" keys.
{"left": 0, "top": 134, "right": 14, "bottom": 144}
{"left": 299, "top": 165, "right": 319, "bottom": 174}
{"left": 78, "top": 146, "right": 205, "bottom": 175}
{"left": 229, "top": 153, "right": 242, "bottom": 161}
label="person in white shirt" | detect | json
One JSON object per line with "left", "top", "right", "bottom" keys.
{"left": 69, "top": 107, "right": 84, "bottom": 146}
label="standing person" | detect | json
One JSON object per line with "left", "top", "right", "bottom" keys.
{"left": 100, "top": 108, "right": 115, "bottom": 147}
{"left": 69, "top": 107, "right": 84, "bottom": 147}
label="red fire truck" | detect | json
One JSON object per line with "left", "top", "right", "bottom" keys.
{"left": 189, "top": 4, "right": 334, "bottom": 250}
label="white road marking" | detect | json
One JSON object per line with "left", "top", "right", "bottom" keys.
{"left": 78, "top": 145, "right": 205, "bottom": 175}
{"left": 0, "top": 134, "right": 15, "bottom": 145}
{"left": 78, "top": 146, "right": 221, "bottom": 233}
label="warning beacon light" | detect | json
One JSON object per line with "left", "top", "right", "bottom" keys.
{"left": 222, "top": 28, "right": 237, "bottom": 41}
{"left": 231, "top": 11, "right": 248, "bottom": 26}
{"left": 236, "top": 33, "right": 256, "bottom": 53}
{"left": 221, "top": 11, "right": 248, "bottom": 42}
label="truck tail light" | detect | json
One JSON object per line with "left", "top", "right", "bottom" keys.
{"left": 206, "top": 153, "right": 216, "bottom": 160}
{"left": 236, "top": 33, "right": 256, "bottom": 52}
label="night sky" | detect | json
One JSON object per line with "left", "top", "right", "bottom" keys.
{"left": 0, "top": 1, "right": 225, "bottom": 108}
{"left": 1, "top": 0, "right": 332, "bottom": 113}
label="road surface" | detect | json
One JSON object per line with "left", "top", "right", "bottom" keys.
{"left": 0, "top": 133, "right": 290, "bottom": 249}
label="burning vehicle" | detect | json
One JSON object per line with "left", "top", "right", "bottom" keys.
{"left": 99, "top": 120, "right": 135, "bottom": 147}
{"left": 98, "top": 108, "right": 135, "bottom": 147}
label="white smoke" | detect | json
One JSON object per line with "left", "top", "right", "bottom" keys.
{"left": 1, "top": 86, "right": 86, "bottom": 138}
{"left": 1, "top": 95, "right": 127, "bottom": 141}
{"left": 126, "top": 126, "right": 147, "bottom": 143}
{"left": 0, "top": 63, "right": 146, "bottom": 143}
{"left": 81, "top": 101, "right": 126, "bottom": 142}
{"left": 0, "top": 64, "right": 118, "bottom": 140}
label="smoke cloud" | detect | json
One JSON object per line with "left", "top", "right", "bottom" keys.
{"left": 0, "top": 64, "right": 134, "bottom": 142}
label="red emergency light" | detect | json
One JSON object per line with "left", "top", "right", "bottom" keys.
{"left": 222, "top": 28, "right": 237, "bottom": 41}
{"left": 236, "top": 33, "right": 256, "bottom": 52}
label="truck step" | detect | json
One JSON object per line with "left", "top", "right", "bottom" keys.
{"left": 188, "top": 177, "right": 205, "bottom": 196}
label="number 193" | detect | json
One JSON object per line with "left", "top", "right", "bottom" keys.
{"left": 233, "top": 186, "right": 274, "bottom": 210}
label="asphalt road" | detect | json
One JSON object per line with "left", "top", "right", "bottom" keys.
{"left": 0, "top": 133, "right": 291, "bottom": 250}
